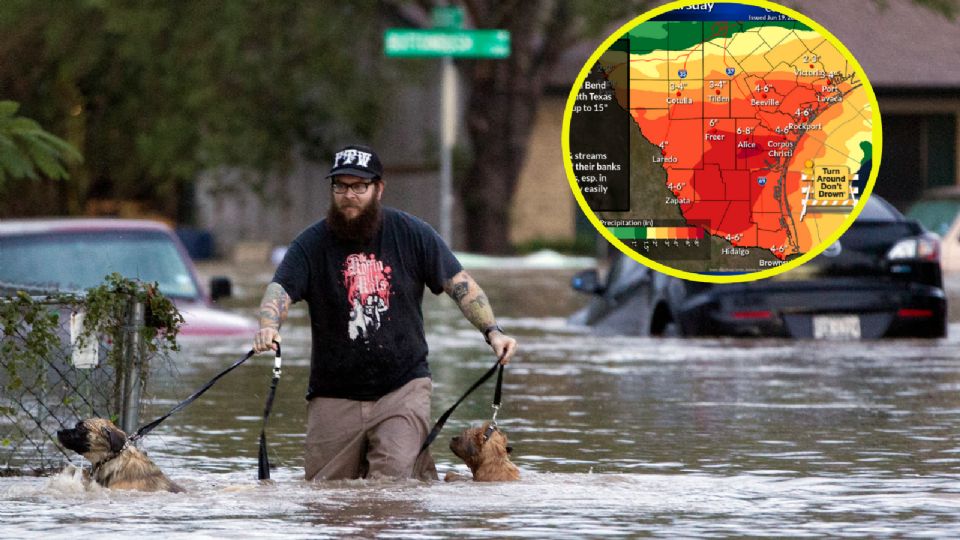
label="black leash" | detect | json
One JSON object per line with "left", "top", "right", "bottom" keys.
{"left": 482, "top": 361, "right": 505, "bottom": 442}
{"left": 258, "top": 342, "right": 282, "bottom": 480}
{"left": 418, "top": 353, "right": 505, "bottom": 456}
{"left": 128, "top": 348, "right": 256, "bottom": 444}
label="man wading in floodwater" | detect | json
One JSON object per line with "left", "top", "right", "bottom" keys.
{"left": 252, "top": 144, "right": 517, "bottom": 481}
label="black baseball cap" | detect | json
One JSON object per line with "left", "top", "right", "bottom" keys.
{"left": 325, "top": 144, "right": 383, "bottom": 180}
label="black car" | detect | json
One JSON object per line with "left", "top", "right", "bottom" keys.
{"left": 570, "top": 196, "right": 946, "bottom": 339}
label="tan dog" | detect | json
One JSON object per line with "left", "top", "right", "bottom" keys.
{"left": 445, "top": 422, "right": 519, "bottom": 482}
{"left": 57, "top": 418, "right": 184, "bottom": 493}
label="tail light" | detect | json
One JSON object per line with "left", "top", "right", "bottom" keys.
{"left": 887, "top": 236, "right": 940, "bottom": 262}
{"left": 897, "top": 308, "right": 934, "bottom": 318}
{"left": 732, "top": 310, "right": 772, "bottom": 319}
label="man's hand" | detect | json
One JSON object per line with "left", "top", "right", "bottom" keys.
{"left": 254, "top": 328, "right": 280, "bottom": 353}
{"left": 255, "top": 282, "right": 290, "bottom": 353}
{"left": 488, "top": 331, "right": 517, "bottom": 365}
{"left": 443, "top": 270, "right": 517, "bottom": 365}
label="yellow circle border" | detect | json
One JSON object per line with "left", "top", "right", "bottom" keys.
{"left": 561, "top": 0, "right": 882, "bottom": 284}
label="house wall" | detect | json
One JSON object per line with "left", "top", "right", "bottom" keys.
{"left": 509, "top": 98, "right": 576, "bottom": 246}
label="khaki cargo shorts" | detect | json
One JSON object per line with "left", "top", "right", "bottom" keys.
{"left": 304, "top": 377, "right": 437, "bottom": 481}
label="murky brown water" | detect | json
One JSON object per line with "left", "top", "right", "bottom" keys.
{"left": 4, "top": 261, "right": 960, "bottom": 538}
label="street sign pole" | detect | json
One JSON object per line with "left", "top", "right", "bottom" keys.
{"left": 440, "top": 54, "right": 456, "bottom": 244}
{"left": 384, "top": 8, "right": 510, "bottom": 246}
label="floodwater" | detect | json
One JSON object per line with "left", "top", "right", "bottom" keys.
{"left": 4, "top": 260, "right": 960, "bottom": 538}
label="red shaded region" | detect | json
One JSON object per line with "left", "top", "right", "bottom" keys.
{"left": 741, "top": 124, "right": 793, "bottom": 171}
{"left": 680, "top": 200, "right": 731, "bottom": 233}
{"left": 724, "top": 169, "right": 751, "bottom": 201}
{"left": 734, "top": 119, "right": 762, "bottom": 170}
{"left": 694, "top": 164, "right": 725, "bottom": 201}
{"left": 703, "top": 119, "right": 736, "bottom": 170}
{"left": 718, "top": 201, "right": 757, "bottom": 240}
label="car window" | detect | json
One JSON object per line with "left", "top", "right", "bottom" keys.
{"left": 856, "top": 196, "right": 903, "bottom": 222}
{"left": 906, "top": 200, "right": 960, "bottom": 237}
{"left": 605, "top": 254, "right": 649, "bottom": 298}
{"left": 0, "top": 230, "right": 200, "bottom": 299}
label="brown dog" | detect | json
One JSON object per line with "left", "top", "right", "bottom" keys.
{"left": 56, "top": 418, "right": 184, "bottom": 493}
{"left": 445, "top": 422, "right": 519, "bottom": 482}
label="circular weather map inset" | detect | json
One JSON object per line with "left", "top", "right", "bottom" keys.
{"left": 563, "top": 0, "right": 881, "bottom": 282}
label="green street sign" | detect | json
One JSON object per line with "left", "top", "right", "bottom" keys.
{"left": 384, "top": 29, "right": 511, "bottom": 59}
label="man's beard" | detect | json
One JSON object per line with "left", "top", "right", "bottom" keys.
{"left": 327, "top": 195, "right": 383, "bottom": 244}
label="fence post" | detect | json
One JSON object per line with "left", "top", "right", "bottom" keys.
{"left": 120, "top": 297, "right": 144, "bottom": 435}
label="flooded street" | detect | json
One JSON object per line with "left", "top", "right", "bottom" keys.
{"left": 5, "top": 260, "right": 960, "bottom": 537}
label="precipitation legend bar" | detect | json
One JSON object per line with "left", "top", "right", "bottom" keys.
{"left": 610, "top": 226, "right": 705, "bottom": 240}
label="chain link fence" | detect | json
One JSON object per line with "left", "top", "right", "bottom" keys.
{"left": 0, "top": 283, "right": 153, "bottom": 475}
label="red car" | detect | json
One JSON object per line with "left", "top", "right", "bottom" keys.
{"left": 0, "top": 218, "right": 256, "bottom": 337}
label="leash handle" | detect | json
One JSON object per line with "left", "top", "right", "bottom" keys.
{"left": 272, "top": 341, "right": 282, "bottom": 378}
{"left": 491, "top": 361, "right": 504, "bottom": 425}
{"left": 258, "top": 340, "right": 283, "bottom": 480}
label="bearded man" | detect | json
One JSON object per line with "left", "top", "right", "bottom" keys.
{"left": 253, "top": 144, "right": 517, "bottom": 481}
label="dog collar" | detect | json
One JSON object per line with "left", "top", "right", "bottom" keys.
{"left": 482, "top": 423, "right": 498, "bottom": 443}
{"left": 90, "top": 439, "right": 132, "bottom": 477}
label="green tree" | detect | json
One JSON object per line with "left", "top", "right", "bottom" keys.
{"left": 0, "top": 0, "right": 380, "bottom": 218}
{"left": 0, "top": 100, "right": 82, "bottom": 188}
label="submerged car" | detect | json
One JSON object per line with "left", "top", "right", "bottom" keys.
{"left": 571, "top": 195, "right": 946, "bottom": 339}
{"left": 0, "top": 218, "right": 256, "bottom": 337}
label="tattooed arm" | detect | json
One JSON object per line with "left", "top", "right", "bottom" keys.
{"left": 254, "top": 282, "right": 291, "bottom": 353}
{"left": 443, "top": 270, "right": 517, "bottom": 364}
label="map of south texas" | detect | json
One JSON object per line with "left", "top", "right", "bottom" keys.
{"left": 600, "top": 21, "right": 872, "bottom": 260}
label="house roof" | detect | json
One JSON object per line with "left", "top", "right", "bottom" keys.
{"left": 552, "top": 0, "right": 960, "bottom": 90}
{"left": 786, "top": 0, "right": 960, "bottom": 88}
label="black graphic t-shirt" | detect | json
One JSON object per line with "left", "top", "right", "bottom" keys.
{"left": 273, "top": 208, "right": 463, "bottom": 401}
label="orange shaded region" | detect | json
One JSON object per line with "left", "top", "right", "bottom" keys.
{"left": 757, "top": 227, "right": 793, "bottom": 259}
{"left": 750, "top": 170, "right": 781, "bottom": 213}
{"left": 668, "top": 79, "right": 704, "bottom": 120}
{"left": 630, "top": 80, "right": 669, "bottom": 110}
{"left": 667, "top": 169, "right": 696, "bottom": 201}
{"left": 704, "top": 79, "right": 732, "bottom": 118}
{"left": 777, "top": 82, "right": 821, "bottom": 120}
{"left": 662, "top": 119, "right": 704, "bottom": 170}
{"left": 631, "top": 109, "right": 670, "bottom": 146}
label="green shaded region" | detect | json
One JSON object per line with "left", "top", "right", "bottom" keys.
{"left": 627, "top": 19, "right": 811, "bottom": 53}
{"left": 611, "top": 227, "right": 645, "bottom": 240}
{"left": 859, "top": 141, "right": 872, "bottom": 166}
{"left": 609, "top": 37, "right": 631, "bottom": 53}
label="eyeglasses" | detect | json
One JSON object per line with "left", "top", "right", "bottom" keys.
{"left": 331, "top": 181, "right": 374, "bottom": 194}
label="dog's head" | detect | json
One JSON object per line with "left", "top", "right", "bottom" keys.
{"left": 57, "top": 418, "right": 128, "bottom": 465}
{"left": 449, "top": 422, "right": 512, "bottom": 470}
